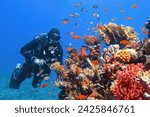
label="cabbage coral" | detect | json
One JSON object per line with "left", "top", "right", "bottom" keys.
{"left": 112, "top": 63, "right": 145, "bottom": 100}
{"left": 115, "top": 50, "right": 131, "bottom": 63}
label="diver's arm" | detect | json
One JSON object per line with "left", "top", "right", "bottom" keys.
{"left": 20, "top": 39, "right": 38, "bottom": 62}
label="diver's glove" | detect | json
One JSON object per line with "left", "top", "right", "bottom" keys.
{"left": 33, "top": 58, "right": 46, "bottom": 67}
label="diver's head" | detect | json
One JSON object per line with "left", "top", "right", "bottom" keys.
{"left": 145, "top": 18, "right": 150, "bottom": 30}
{"left": 48, "top": 28, "right": 61, "bottom": 42}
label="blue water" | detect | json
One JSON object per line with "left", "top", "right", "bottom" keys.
{"left": 0, "top": 0, "right": 149, "bottom": 99}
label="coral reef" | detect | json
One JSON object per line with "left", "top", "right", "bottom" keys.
{"left": 50, "top": 23, "right": 150, "bottom": 100}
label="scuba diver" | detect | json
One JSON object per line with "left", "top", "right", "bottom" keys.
{"left": 9, "top": 28, "right": 63, "bottom": 89}
{"left": 145, "top": 18, "right": 150, "bottom": 38}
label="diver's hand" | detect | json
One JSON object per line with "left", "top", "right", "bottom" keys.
{"left": 34, "top": 58, "right": 46, "bottom": 67}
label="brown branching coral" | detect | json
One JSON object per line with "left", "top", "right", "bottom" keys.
{"left": 97, "top": 23, "right": 138, "bottom": 46}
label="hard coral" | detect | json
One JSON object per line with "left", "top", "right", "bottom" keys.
{"left": 98, "top": 23, "right": 138, "bottom": 45}
{"left": 115, "top": 50, "right": 131, "bottom": 63}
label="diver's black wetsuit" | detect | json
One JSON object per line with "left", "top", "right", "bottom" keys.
{"left": 9, "top": 32, "right": 63, "bottom": 89}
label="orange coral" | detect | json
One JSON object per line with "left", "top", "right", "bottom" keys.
{"left": 115, "top": 50, "right": 131, "bottom": 63}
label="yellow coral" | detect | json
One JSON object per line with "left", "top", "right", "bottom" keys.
{"left": 115, "top": 50, "right": 131, "bottom": 63}
{"left": 124, "top": 26, "right": 138, "bottom": 41}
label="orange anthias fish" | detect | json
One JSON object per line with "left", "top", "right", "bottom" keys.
{"left": 97, "top": 25, "right": 105, "bottom": 30}
{"left": 79, "top": 47, "right": 87, "bottom": 57}
{"left": 42, "top": 83, "right": 48, "bottom": 88}
{"left": 120, "top": 40, "right": 130, "bottom": 45}
{"left": 72, "top": 35, "right": 81, "bottom": 39}
{"left": 75, "top": 66, "right": 80, "bottom": 74}
{"left": 92, "top": 60, "right": 99, "bottom": 65}
{"left": 59, "top": 65, "right": 65, "bottom": 70}
{"left": 91, "top": 36, "right": 98, "bottom": 42}
{"left": 84, "top": 78, "right": 89, "bottom": 85}
{"left": 142, "top": 28, "right": 149, "bottom": 35}
{"left": 126, "top": 17, "right": 132, "bottom": 20}
{"left": 76, "top": 94, "right": 87, "bottom": 100}
{"left": 63, "top": 19, "right": 69, "bottom": 24}
{"left": 132, "top": 4, "right": 138, "bottom": 8}
{"left": 67, "top": 47, "right": 73, "bottom": 51}
{"left": 85, "top": 36, "right": 98, "bottom": 45}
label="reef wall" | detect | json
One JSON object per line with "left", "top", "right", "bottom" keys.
{"left": 50, "top": 23, "right": 150, "bottom": 100}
